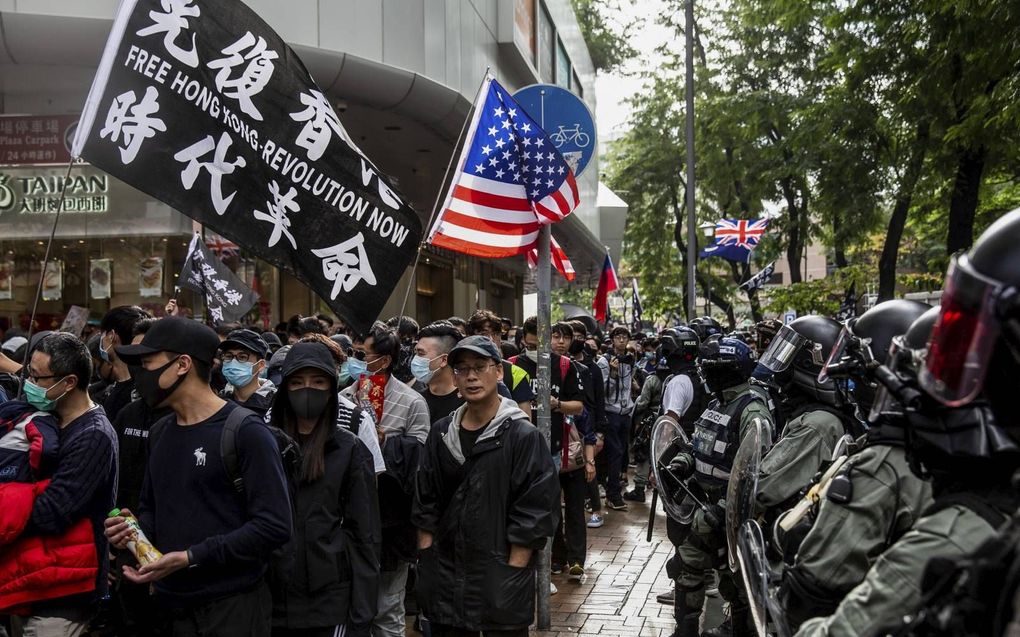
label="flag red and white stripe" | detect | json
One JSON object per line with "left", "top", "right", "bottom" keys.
{"left": 526, "top": 235, "right": 576, "bottom": 281}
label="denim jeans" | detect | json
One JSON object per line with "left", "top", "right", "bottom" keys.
{"left": 605, "top": 411, "right": 630, "bottom": 501}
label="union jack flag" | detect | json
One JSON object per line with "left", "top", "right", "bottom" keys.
{"left": 205, "top": 233, "right": 240, "bottom": 259}
{"left": 699, "top": 218, "right": 769, "bottom": 262}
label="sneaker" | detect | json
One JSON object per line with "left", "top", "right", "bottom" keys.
{"left": 656, "top": 589, "right": 675, "bottom": 605}
{"left": 551, "top": 563, "right": 564, "bottom": 575}
{"left": 623, "top": 488, "right": 646, "bottom": 502}
{"left": 551, "top": 582, "right": 558, "bottom": 595}
{"left": 587, "top": 513, "right": 604, "bottom": 528}
{"left": 568, "top": 563, "right": 584, "bottom": 581}
{"left": 608, "top": 497, "right": 628, "bottom": 511}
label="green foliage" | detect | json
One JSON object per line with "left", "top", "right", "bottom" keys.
{"left": 570, "top": 0, "right": 638, "bottom": 73}
{"left": 765, "top": 266, "right": 871, "bottom": 317}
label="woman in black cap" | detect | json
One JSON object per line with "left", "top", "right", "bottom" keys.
{"left": 268, "top": 341, "right": 381, "bottom": 637}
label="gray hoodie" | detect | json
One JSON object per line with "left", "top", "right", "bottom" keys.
{"left": 442, "top": 397, "right": 531, "bottom": 464}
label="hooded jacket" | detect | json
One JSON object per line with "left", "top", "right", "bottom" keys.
{"left": 220, "top": 378, "right": 277, "bottom": 417}
{"left": 412, "top": 397, "right": 559, "bottom": 631}
{"left": 268, "top": 342, "right": 382, "bottom": 635}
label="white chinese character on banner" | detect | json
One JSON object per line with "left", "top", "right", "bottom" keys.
{"left": 99, "top": 87, "right": 167, "bottom": 164}
{"left": 136, "top": 0, "right": 200, "bottom": 68}
{"left": 174, "top": 132, "right": 247, "bottom": 215}
{"left": 207, "top": 32, "right": 278, "bottom": 121}
{"left": 289, "top": 90, "right": 351, "bottom": 161}
{"left": 224, "top": 290, "right": 244, "bottom": 306}
{"left": 253, "top": 180, "right": 300, "bottom": 249}
{"left": 212, "top": 279, "right": 229, "bottom": 292}
{"left": 209, "top": 306, "right": 224, "bottom": 322}
{"left": 311, "top": 232, "right": 377, "bottom": 299}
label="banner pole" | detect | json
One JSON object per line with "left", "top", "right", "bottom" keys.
{"left": 20, "top": 160, "right": 76, "bottom": 386}
{"left": 399, "top": 67, "right": 491, "bottom": 319}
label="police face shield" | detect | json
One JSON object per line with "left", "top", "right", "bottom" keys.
{"left": 725, "top": 418, "right": 763, "bottom": 571}
{"left": 919, "top": 254, "right": 1006, "bottom": 406}
{"left": 868, "top": 335, "right": 924, "bottom": 423}
{"left": 651, "top": 415, "right": 693, "bottom": 523}
{"left": 757, "top": 325, "right": 808, "bottom": 374}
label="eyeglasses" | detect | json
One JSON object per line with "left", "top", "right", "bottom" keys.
{"left": 452, "top": 362, "right": 498, "bottom": 376}
{"left": 26, "top": 372, "right": 60, "bottom": 383}
{"left": 220, "top": 352, "right": 256, "bottom": 363}
{"left": 352, "top": 350, "right": 366, "bottom": 361}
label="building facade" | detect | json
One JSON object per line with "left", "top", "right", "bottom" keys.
{"left": 0, "top": 0, "right": 612, "bottom": 332}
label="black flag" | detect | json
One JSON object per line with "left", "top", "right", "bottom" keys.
{"left": 837, "top": 282, "right": 858, "bottom": 321}
{"left": 72, "top": 0, "right": 422, "bottom": 334}
{"left": 179, "top": 234, "right": 258, "bottom": 324}
{"left": 739, "top": 261, "right": 776, "bottom": 292}
{"left": 631, "top": 279, "right": 644, "bottom": 333}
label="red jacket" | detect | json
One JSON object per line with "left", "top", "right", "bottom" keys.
{"left": 0, "top": 479, "right": 97, "bottom": 613}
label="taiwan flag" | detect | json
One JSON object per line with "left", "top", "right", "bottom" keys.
{"left": 593, "top": 254, "right": 620, "bottom": 323}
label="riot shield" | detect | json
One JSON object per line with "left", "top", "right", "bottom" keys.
{"left": 651, "top": 414, "right": 693, "bottom": 523}
{"left": 737, "top": 520, "right": 791, "bottom": 637}
{"left": 726, "top": 417, "right": 764, "bottom": 571}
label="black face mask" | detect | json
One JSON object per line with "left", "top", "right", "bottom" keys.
{"left": 568, "top": 340, "right": 586, "bottom": 356}
{"left": 134, "top": 356, "right": 186, "bottom": 408}
{"left": 290, "top": 387, "right": 331, "bottom": 421}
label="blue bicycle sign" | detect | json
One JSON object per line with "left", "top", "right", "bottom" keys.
{"left": 550, "top": 124, "right": 591, "bottom": 149}
{"left": 513, "top": 84, "right": 597, "bottom": 178}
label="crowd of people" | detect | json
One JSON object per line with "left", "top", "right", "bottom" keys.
{"left": 0, "top": 209, "right": 1018, "bottom": 637}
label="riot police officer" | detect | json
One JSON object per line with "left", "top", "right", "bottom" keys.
{"left": 778, "top": 300, "right": 933, "bottom": 630}
{"left": 657, "top": 337, "right": 774, "bottom": 636}
{"left": 797, "top": 209, "right": 1020, "bottom": 636}
{"left": 754, "top": 316, "right": 861, "bottom": 515}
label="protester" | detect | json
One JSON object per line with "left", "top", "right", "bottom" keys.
{"left": 261, "top": 331, "right": 284, "bottom": 355}
{"left": 268, "top": 341, "right": 381, "bottom": 637}
{"left": 599, "top": 326, "right": 638, "bottom": 510}
{"left": 467, "top": 310, "right": 534, "bottom": 418}
{"left": 219, "top": 329, "right": 277, "bottom": 416}
{"left": 343, "top": 323, "right": 429, "bottom": 637}
{"left": 96, "top": 305, "right": 151, "bottom": 421}
{"left": 413, "top": 321, "right": 464, "bottom": 425}
{"left": 106, "top": 317, "right": 292, "bottom": 637}
{"left": 413, "top": 335, "right": 558, "bottom": 636}
{"left": 20, "top": 333, "right": 118, "bottom": 635}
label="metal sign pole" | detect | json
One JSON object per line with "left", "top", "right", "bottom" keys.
{"left": 535, "top": 89, "right": 552, "bottom": 631}
{"left": 685, "top": 0, "right": 697, "bottom": 320}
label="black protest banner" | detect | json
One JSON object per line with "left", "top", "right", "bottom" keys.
{"left": 72, "top": 0, "right": 422, "bottom": 334}
{"left": 179, "top": 233, "right": 258, "bottom": 324}
{"left": 739, "top": 261, "right": 776, "bottom": 292}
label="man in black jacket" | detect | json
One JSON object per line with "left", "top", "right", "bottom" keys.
{"left": 413, "top": 336, "right": 558, "bottom": 637}
{"left": 106, "top": 318, "right": 292, "bottom": 637}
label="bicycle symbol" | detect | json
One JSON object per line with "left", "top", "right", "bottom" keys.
{"left": 549, "top": 124, "right": 591, "bottom": 149}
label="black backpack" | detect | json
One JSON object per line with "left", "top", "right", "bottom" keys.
{"left": 149, "top": 406, "right": 301, "bottom": 496}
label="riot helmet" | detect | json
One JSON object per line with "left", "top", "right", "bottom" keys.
{"left": 819, "top": 299, "right": 931, "bottom": 414}
{"left": 758, "top": 315, "right": 844, "bottom": 406}
{"left": 920, "top": 208, "right": 1020, "bottom": 418}
{"left": 659, "top": 326, "right": 700, "bottom": 373}
{"left": 700, "top": 337, "right": 755, "bottom": 395}
{"left": 753, "top": 318, "right": 783, "bottom": 356}
{"left": 690, "top": 316, "right": 723, "bottom": 343}
{"left": 868, "top": 306, "right": 940, "bottom": 422}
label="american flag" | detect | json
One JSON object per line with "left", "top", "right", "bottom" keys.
{"left": 699, "top": 218, "right": 769, "bottom": 263}
{"left": 525, "top": 235, "right": 576, "bottom": 281}
{"left": 428, "top": 75, "right": 580, "bottom": 258}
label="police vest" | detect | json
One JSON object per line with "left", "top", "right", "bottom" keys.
{"left": 692, "top": 387, "right": 768, "bottom": 488}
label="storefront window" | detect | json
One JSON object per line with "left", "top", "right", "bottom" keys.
{"left": 538, "top": 3, "right": 555, "bottom": 83}
{"left": 556, "top": 39, "right": 571, "bottom": 89}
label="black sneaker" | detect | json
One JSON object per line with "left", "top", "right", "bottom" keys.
{"left": 551, "top": 562, "right": 565, "bottom": 575}
{"left": 623, "top": 488, "right": 646, "bottom": 502}
{"left": 608, "top": 497, "right": 628, "bottom": 511}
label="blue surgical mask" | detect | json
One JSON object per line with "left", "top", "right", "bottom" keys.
{"left": 258, "top": 366, "right": 269, "bottom": 380}
{"left": 222, "top": 360, "right": 256, "bottom": 388}
{"left": 24, "top": 378, "right": 68, "bottom": 412}
{"left": 343, "top": 358, "right": 367, "bottom": 380}
{"left": 410, "top": 355, "right": 440, "bottom": 384}
{"left": 98, "top": 332, "right": 112, "bottom": 362}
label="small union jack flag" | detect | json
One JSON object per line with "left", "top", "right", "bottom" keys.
{"left": 205, "top": 233, "right": 240, "bottom": 259}
{"left": 699, "top": 218, "right": 769, "bottom": 262}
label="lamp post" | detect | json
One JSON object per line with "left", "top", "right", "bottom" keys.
{"left": 699, "top": 222, "right": 715, "bottom": 317}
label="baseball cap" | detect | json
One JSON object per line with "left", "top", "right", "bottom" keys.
{"left": 261, "top": 331, "right": 283, "bottom": 350}
{"left": 220, "top": 329, "right": 269, "bottom": 359}
{"left": 448, "top": 335, "right": 502, "bottom": 366}
{"left": 115, "top": 317, "right": 220, "bottom": 365}
{"left": 2, "top": 336, "right": 27, "bottom": 356}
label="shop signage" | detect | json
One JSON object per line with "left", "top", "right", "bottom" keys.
{"left": 0, "top": 171, "right": 109, "bottom": 214}
{"left": 0, "top": 115, "right": 79, "bottom": 165}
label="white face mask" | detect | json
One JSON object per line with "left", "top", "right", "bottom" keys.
{"left": 525, "top": 349, "right": 538, "bottom": 363}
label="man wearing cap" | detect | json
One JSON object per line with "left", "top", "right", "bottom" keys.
{"left": 105, "top": 317, "right": 292, "bottom": 637}
{"left": 413, "top": 336, "right": 558, "bottom": 636}
{"left": 219, "top": 329, "right": 276, "bottom": 417}
{"left": 261, "top": 331, "right": 284, "bottom": 356}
